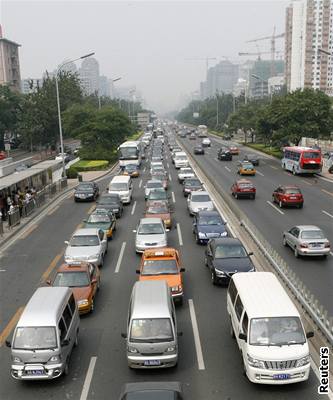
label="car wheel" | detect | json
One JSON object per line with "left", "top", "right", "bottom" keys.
{"left": 211, "top": 271, "right": 218, "bottom": 285}
{"left": 90, "top": 299, "right": 94, "bottom": 313}
{"left": 177, "top": 296, "right": 183, "bottom": 306}
{"left": 282, "top": 236, "right": 287, "bottom": 246}
{"left": 251, "top": 194, "right": 255, "bottom": 200}
{"left": 279, "top": 200, "right": 283, "bottom": 208}
{"left": 195, "top": 234, "right": 200, "bottom": 244}
{"left": 298, "top": 203, "right": 303, "bottom": 209}
{"left": 235, "top": 193, "right": 238, "bottom": 199}
{"left": 230, "top": 318, "right": 235, "bottom": 339}
{"left": 272, "top": 196, "right": 275, "bottom": 203}
{"left": 294, "top": 247, "right": 299, "bottom": 258}
{"left": 100, "top": 255, "right": 104, "bottom": 267}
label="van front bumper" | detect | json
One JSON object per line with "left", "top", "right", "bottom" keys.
{"left": 10, "top": 363, "right": 65, "bottom": 380}
{"left": 127, "top": 353, "right": 178, "bottom": 369}
{"left": 246, "top": 364, "right": 310, "bottom": 384}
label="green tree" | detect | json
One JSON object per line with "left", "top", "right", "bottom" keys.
{"left": 0, "top": 85, "right": 22, "bottom": 150}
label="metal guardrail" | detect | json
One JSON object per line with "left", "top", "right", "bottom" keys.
{"left": 8, "top": 208, "right": 21, "bottom": 228}
{"left": 35, "top": 189, "right": 47, "bottom": 208}
{"left": 59, "top": 177, "right": 68, "bottom": 190}
{"left": 0, "top": 218, "right": 3, "bottom": 236}
{"left": 49, "top": 183, "right": 57, "bottom": 196}
{"left": 22, "top": 200, "right": 35, "bottom": 218}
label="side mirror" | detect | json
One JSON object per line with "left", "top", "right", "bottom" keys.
{"left": 177, "top": 331, "right": 183, "bottom": 337}
{"left": 180, "top": 267, "right": 186, "bottom": 272}
{"left": 5, "top": 340, "right": 11, "bottom": 348}
{"left": 46, "top": 280, "right": 51, "bottom": 286}
{"left": 306, "top": 331, "right": 314, "bottom": 339}
{"left": 64, "top": 240, "right": 69, "bottom": 245}
{"left": 135, "top": 269, "right": 140, "bottom": 274}
{"left": 248, "top": 252, "right": 253, "bottom": 256}
{"left": 238, "top": 332, "right": 247, "bottom": 341}
{"left": 121, "top": 332, "right": 127, "bottom": 339}
{"left": 224, "top": 221, "right": 227, "bottom": 225}
{"left": 61, "top": 339, "right": 70, "bottom": 347}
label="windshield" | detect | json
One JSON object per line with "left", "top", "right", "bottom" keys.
{"left": 142, "top": 259, "right": 178, "bottom": 275}
{"left": 215, "top": 244, "right": 247, "bottom": 258}
{"left": 138, "top": 223, "right": 164, "bottom": 235}
{"left": 192, "top": 194, "right": 210, "bottom": 202}
{"left": 125, "top": 165, "right": 137, "bottom": 171}
{"left": 70, "top": 235, "right": 99, "bottom": 247}
{"left": 14, "top": 327, "right": 57, "bottom": 350}
{"left": 302, "top": 152, "right": 320, "bottom": 159}
{"left": 181, "top": 168, "right": 192, "bottom": 173}
{"left": 198, "top": 216, "right": 223, "bottom": 225}
{"left": 300, "top": 230, "right": 325, "bottom": 239}
{"left": 53, "top": 271, "right": 90, "bottom": 287}
{"left": 147, "top": 181, "right": 163, "bottom": 189}
{"left": 119, "top": 147, "right": 138, "bottom": 159}
{"left": 147, "top": 204, "right": 168, "bottom": 214}
{"left": 242, "top": 164, "right": 254, "bottom": 169}
{"left": 110, "top": 183, "right": 128, "bottom": 191}
{"left": 130, "top": 318, "right": 174, "bottom": 342}
{"left": 185, "top": 179, "right": 201, "bottom": 187}
{"left": 77, "top": 184, "right": 93, "bottom": 192}
{"left": 87, "top": 214, "right": 110, "bottom": 223}
{"left": 175, "top": 156, "right": 187, "bottom": 161}
{"left": 149, "top": 191, "right": 167, "bottom": 200}
{"left": 249, "top": 317, "right": 305, "bottom": 346}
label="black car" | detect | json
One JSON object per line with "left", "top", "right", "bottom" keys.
{"left": 217, "top": 148, "right": 232, "bottom": 161}
{"left": 179, "top": 132, "right": 187, "bottom": 138}
{"left": 96, "top": 193, "right": 123, "bottom": 218}
{"left": 204, "top": 238, "right": 254, "bottom": 285}
{"left": 183, "top": 178, "right": 202, "bottom": 197}
{"left": 243, "top": 154, "right": 260, "bottom": 166}
{"left": 193, "top": 211, "right": 228, "bottom": 244}
{"left": 119, "top": 382, "right": 183, "bottom": 400}
{"left": 74, "top": 182, "right": 99, "bottom": 202}
{"left": 193, "top": 145, "right": 205, "bottom": 155}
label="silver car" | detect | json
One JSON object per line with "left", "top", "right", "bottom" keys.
{"left": 134, "top": 217, "right": 168, "bottom": 253}
{"left": 64, "top": 228, "right": 108, "bottom": 266}
{"left": 283, "top": 225, "right": 330, "bottom": 258}
{"left": 187, "top": 191, "right": 214, "bottom": 215}
{"left": 145, "top": 181, "right": 165, "bottom": 199}
{"left": 178, "top": 167, "right": 195, "bottom": 183}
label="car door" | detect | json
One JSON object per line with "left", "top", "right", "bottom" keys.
{"left": 287, "top": 227, "right": 299, "bottom": 247}
{"left": 239, "top": 311, "right": 249, "bottom": 358}
{"left": 192, "top": 215, "right": 198, "bottom": 235}
{"left": 205, "top": 241, "right": 214, "bottom": 268}
{"left": 187, "top": 193, "right": 192, "bottom": 211}
{"left": 233, "top": 295, "right": 244, "bottom": 350}
{"left": 89, "top": 264, "right": 98, "bottom": 297}
{"left": 98, "top": 230, "right": 107, "bottom": 255}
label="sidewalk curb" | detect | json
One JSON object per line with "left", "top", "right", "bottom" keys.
{"left": 0, "top": 163, "right": 118, "bottom": 250}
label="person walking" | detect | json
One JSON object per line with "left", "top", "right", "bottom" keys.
{"left": 0, "top": 193, "right": 6, "bottom": 221}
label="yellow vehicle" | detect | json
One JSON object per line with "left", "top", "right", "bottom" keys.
{"left": 238, "top": 162, "right": 256, "bottom": 176}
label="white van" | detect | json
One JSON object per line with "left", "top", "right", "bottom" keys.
{"left": 227, "top": 272, "right": 313, "bottom": 385}
{"left": 108, "top": 175, "right": 133, "bottom": 204}
{"left": 7, "top": 287, "right": 79, "bottom": 380}
{"left": 174, "top": 151, "right": 189, "bottom": 169}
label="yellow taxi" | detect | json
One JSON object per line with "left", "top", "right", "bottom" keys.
{"left": 48, "top": 262, "right": 100, "bottom": 314}
{"left": 136, "top": 248, "right": 185, "bottom": 304}
{"left": 238, "top": 161, "right": 256, "bottom": 176}
{"left": 122, "top": 164, "right": 139, "bottom": 177}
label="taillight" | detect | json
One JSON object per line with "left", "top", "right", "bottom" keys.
{"left": 325, "top": 243, "right": 330, "bottom": 248}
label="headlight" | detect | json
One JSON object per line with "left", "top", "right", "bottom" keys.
{"left": 128, "top": 346, "right": 138, "bottom": 353}
{"left": 248, "top": 267, "right": 255, "bottom": 272}
{"left": 88, "top": 254, "right": 100, "bottom": 260}
{"left": 220, "top": 231, "right": 228, "bottom": 237}
{"left": 113, "top": 209, "right": 119, "bottom": 212}
{"left": 48, "top": 355, "right": 61, "bottom": 363}
{"left": 166, "top": 346, "right": 176, "bottom": 352}
{"left": 13, "top": 356, "right": 22, "bottom": 363}
{"left": 78, "top": 299, "right": 89, "bottom": 306}
{"left": 214, "top": 268, "right": 225, "bottom": 276}
{"left": 247, "top": 354, "right": 265, "bottom": 369}
{"left": 198, "top": 232, "right": 206, "bottom": 239}
{"left": 296, "top": 355, "right": 310, "bottom": 367}
{"left": 171, "top": 285, "right": 182, "bottom": 292}
{"left": 164, "top": 219, "right": 171, "bottom": 225}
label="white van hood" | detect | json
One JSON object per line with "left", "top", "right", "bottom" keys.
{"left": 247, "top": 343, "right": 309, "bottom": 361}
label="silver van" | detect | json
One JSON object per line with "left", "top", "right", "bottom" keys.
{"left": 108, "top": 175, "right": 133, "bottom": 204}
{"left": 6, "top": 287, "right": 80, "bottom": 380}
{"left": 121, "top": 280, "right": 181, "bottom": 369}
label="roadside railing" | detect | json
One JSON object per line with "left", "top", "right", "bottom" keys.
{"left": 22, "top": 199, "right": 36, "bottom": 218}
{"left": 8, "top": 208, "right": 21, "bottom": 228}
{"left": 0, "top": 218, "right": 3, "bottom": 236}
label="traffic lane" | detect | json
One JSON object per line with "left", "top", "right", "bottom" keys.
{"left": 179, "top": 137, "right": 333, "bottom": 314}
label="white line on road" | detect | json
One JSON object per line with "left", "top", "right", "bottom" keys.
{"left": 171, "top": 191, "right": 176, "bottom": 203}
{"left": 139, "top": 179, "right": 142, "bottom": 188}
{"left": 131, "top": 201, "right": 137, "bottom": 215}
{"left": 177, "top": 223, "right": 183, "bottom": 246}
{"left": 256, "top": 171, "right": 264, "bottom": 176}
{"left": 115, "top": 242, "right": 126, "bottom": 273}
{"left": 317, "top": 175, "right": 333, "bottom": 183}
{"left": 269, "top": 165, "right": 278, "bottom": 170}
{"left": 322, "top": 210, "right": 333, "bottom": 219}
{"left": 224, "top": 166, "right": 231, "bottom": 172}
{"left": 80, "top": 356, "right": 97, "bottom": 400}
{"left": 188, "top": 299, "right": 205, "bottom": 371}
{"left": 169, "top": 173, "right": 172, "bottom": 181}
{"left": 214, "top": 158, "right": 219, "bottom": 162}
{"left": 330, "top": 252, "right": 333, "bottom": 257}
{"left": 0, "top": 269, "right": 6, "bottom": 272}
{"left": 167, "top": 162, "right": 170, "bottom": 168}
{"left": 266, "top": 201, "right": 284, "bottom": 215}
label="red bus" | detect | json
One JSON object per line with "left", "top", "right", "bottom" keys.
{"left": 281, "top": 146, "right": 322, "bottom": 175}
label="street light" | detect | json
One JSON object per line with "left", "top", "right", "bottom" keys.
{"left": 55, "top": 52, "right": 95, "bottom": 177}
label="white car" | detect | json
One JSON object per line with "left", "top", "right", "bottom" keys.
{"left": 144, "top": 180, "right": 165, "bottom": 199}
{"left": 134, "top": 217, "right": 168, "bottom": 253}
{"left": 178, "top": 167, "right": 195, "bottom": 183}
{"left": 202, "top": 138, "right": 211, "bottom": 147}
{"left": 187, "top": 191, "right": 214, "bottom": 215}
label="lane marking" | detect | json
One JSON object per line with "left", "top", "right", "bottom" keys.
{"left": 224, "top": 166, "right": 231, "bottom": 172}
{"left": 261, "top": 160, "right": 266, "bottom": 165}
{"left": 20, "top": 224, "right": 38, "bottom": 239}
{"left": 0, "top": 307, "right": 24, "bottom": 347}
{"left": 214, "top": 158, "right": 219, "bottom": 162}
{"left": 115, "top": 242, "right": 126, "bottom": 273}
{"left": 169, "top": 173, "right": 172, "bottom": 181}
{"left": 301, "top": 179, "right": 312, "bottom": 186}
{"left": 266, "top": 201, "right": 284, "bottom": 215}
{"left": 330, "top": 252, "right": 333, "bottom": 256}
{"left": 80, "top": 356, "right": 97, "bottom": 400}
{"left": 87, "top": 204, "right": 95, "bottom": 214}
{"left": 167, "top": 162, "right": 170, "bottom": 168}
{"left": 177, "top": 223, "right": 183, "bottom": 246}
{"left": 269, "top": 165, "right": 278, "bottom": 170}
{"left": 47, "top": 205, "right": 60, "bottom": 216}
{"left": 139, "top": 179, "right": 142, "bottom": 188}
{"left": 41, "top": 251, "right": 64, "bottom": 282}
{"left": 131, "top": 201, "right": 137, "bottom": 216}
{"left": 322, "top": 210, "right": 333, "bottom": 219}
{"left": 188, "top": 299, "right": 205, "bottom": 371}
{"left": 256, "top": 171, "right": 264, "bottom": 177}
{"left": 0, "top": 269, "right": 6, "bottom": 272}
{"left": 317, "top": 175, "right": 333, "bottom": 183}
{"left": 321, "top": 189, "right": 333, "bottom": 197}
{"left": 171, "top": 191, "right": 176, "bottom": 203}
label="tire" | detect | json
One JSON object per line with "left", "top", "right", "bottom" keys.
{"left": 235, "top": 193, "right": 238, "bottom": 199}
{"left": 279, "top": 200, "right": 283, "bottom": 208}
{"left": 195, "top": 234, "right": 200, "bottom": 244}
{"left": 294, "top": 247, "right": 299, "bottom": 258}
{"left": 90, "top": 298, "right": 94, "bottom": 313}
{"left": 211, "top": 270, "right": 218, "bottom": 285}
{"left": 177, "top": 296, "right": 183, "bottom": 306}
{"left": 251, "top": 194, "right": 255, "bottom": 200}
{"left": 100, "top": 255, "right": 104, "bottom": 267}
{"left": 292, "top": 167, "right": 296, "bottom": 176}
{"left": 282, "top": 236, "right": 287, "bottom": 246}
{"left": 230, "top": 318, "right": 235, "bottom": 339}
{"left": 272, "top": 196, "right": 275, "bottom": 204}
{"left": 298, "top": 203, "right": 303, "bottom": 209}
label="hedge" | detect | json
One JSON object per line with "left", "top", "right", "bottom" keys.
{"left": 67, "top": 159, "right": 109, "bottom": 178}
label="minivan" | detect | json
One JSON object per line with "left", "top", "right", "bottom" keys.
{"left": 227, "top": 272, "right": 314, "bottom": 385}
{"left": 121, "top": 280, "right": 180, "bottom": 369}
{"left": 174, "top": 152, "right": 189, "bottom": 169}
{"left": 6, "top": 287, "right": 79, "bottom": 380}
{"left": 108, "top": 175, "right": 133, "bottom": 204}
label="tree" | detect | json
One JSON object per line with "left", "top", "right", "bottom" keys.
{"left": 0, "top": 85, "right": 22, "bottom": 150}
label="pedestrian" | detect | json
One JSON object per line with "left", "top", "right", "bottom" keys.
{"left": 0, "top": 193, "right": 6, "bottom": 221}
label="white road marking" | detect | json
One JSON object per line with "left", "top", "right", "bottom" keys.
{"left": 139, "top": 179, "right": 142, "bottom": 188}
{"left": 131, "top": 201, "right": 137, "bottom": 215}
{"left": 177, "top": 223, "right": 183, "bottom": 246}
{"left": 266, "top": 201, "right": 284, "bottom": 215}
{"left": 256, "top": 171, "right": 264, "bottom": 176}
{"left": 301, "top": 179, "right": 312, "bottom": 186}
{"left": 115, "top": 242, "right": 126, "bottom": 273}
{"left": 214, "top": 158, "right": 219, "bottom": 162}
{"left": 317, "top": 175, "right": 333, "bottom": 183}
{"left": 188, "top": 299, "right": 205, "bottom": 371}
{"left": 80, "top": 356, "right": 97, "bottom": 400}
{"left": 269, "top": 165, "right": 278, "bottom": 170}
{"left": 224, "top": 166, "right": 231, "bottom": 172}
{"left": 0, "top": 269, "right": 6, "bottom": 272}
{"left": 322, "top": 210, "right": 333, "bottom": 219}
{"left": 330, "top": 252, "right": 333, "bottom": 256}
{"left": 169, "top": 173, "right": 172, "bottom": 181}
{"left": 167, "top": 162, "right": 169, "bottom": 168}
{"left": 171, "top": 191, "right": 176, "bottom": 203}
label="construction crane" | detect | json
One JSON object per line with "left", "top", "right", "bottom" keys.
{"left": 239, "top": 50, "right": 284, "bottom": 61}
{"left": 246, "top": 26, "right": 285, "bottom": 76}
{"left": 185, "top": 57, "right": 217, "bottom": 75}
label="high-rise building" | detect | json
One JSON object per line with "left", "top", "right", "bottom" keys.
{"left": 285, "top": 0, "right": 333, "bottom": 95}
{"left": 21, "top": 78, "right": 43, "bottom": 94}
{"left": 0, "top": 25, "right": 21, "bottom": 92}
{"left": 99, "top": 75, "right": 110, "bottom": 97}
{"left": 249, "top": 59, "right": 284, "bottom": 98}
{"left": 79, "top": 57, "right": 100, "bottom": 95}
{"left": 205, "top": 60, "right": 239, "bottom": 97}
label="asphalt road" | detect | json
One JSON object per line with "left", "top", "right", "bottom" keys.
{"left": 178, "top": 133, "right": 333, "bottom": 316}
{"left": 0, "top": 139, "right": 326, "bottom": 399}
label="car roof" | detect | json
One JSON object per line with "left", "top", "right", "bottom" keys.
{"left": 236, "top": 179, "right": 252, "bottom": 184}
{"left": 192, "top": 190, "right": 209, "bottom": 196}
{"left": 210, "top": 238, "right": 242, "bottom": 248}
{"left": 139, "top": 217, "right": 163, "bottom": 224}
{"left": 73, "top": 228, "right": 100, "bottom": 236}
{"left": 197, "top": 210, "right": 221, "bottom": 218}
{"left": 295, "top": 225, "right": 322, "bottom": 231}
{"left": 280, "top": 185, "right": 300, "bottom": 189}
{"left": 57, "top": 262, "right": 90, "bottom": 272}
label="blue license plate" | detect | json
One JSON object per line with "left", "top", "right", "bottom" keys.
{"left": 27, "top": 370, "right": 44, "bottom": 375}
{"left": 273, "top": 374, "right": 290, "bottom": 380}
{"left": 144, "top": 360, "right": 161, "bottom": 366}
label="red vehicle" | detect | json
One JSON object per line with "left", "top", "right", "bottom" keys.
{"left": 282, "top": 146, "right": 322, "bottom": 175}
{"left": 272, "top": 185, "right": 303, "bottom": 208}
{"left": 0, "top": 151, "right": 7, "bottom": 160}
{"left": 229, "top": 145, "right": 239, "bottom": 155}
{"left": 231, "top": 179, "right": 256, "bottom": 199}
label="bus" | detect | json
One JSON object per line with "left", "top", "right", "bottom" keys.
{"left": 281, "top": 146, "right": 322, "bottom": 175}
{"left": 118, "top": 141, "right": 142, "bottom": 168}
{"left": 197, "top": 125, "right": 208, "bottom": 138}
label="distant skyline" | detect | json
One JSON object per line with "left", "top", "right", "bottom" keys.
{"left": 1, "top": 1, "right": 288, "bottom": 112}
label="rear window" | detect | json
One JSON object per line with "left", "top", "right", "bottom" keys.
{"left": 302, "top": 152, "right": 320, "bottom": 159}
{"left": 285, "top": 188, "right": 301, "bottom": 194}
{"left": 300, "top": 230, "right": 325, "bottom": 239}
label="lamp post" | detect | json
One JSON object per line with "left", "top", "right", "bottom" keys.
{"left": 55, "top": 52, "right": 94, "bottom": 177}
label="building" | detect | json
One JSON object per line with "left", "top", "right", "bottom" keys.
{"left": 0, "top": 25, "right": 21, "bottom": 92}
{"left": 233, "top": 78, "right": 247, "bottom": 97}
{"left": 79, "top": 57, "right": 100, "bottom": 95}
{"left": 285, "top": 0, "right": 333, "bottom": 95}
{"left": 268, "top": 75, "right": 285, "bottom": 94}
{"left": 205, "top": 60, "right": 239, "bottom": 97}
{"left": 99, "top": 75, "right": 110, "bottom": 97}
{"left": 21, "top": 78, "right": 43, "bottom": 94}
{"left": 249, "top": 59, "right": 284, "bottom": 98}
{"left": 137, "top": 112, "right": 150, "bottom": 129}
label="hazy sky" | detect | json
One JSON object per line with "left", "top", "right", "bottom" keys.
{"left": 1, "top": 0, "right": 288, "bottom": 112}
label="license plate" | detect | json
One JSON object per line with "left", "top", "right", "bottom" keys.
{"left": 26, "top": 369, "right": 44, "bottom": 375}
{"left": 273, "top": 374, "right": 291, "bottom": 380}
{"left": 311, "top": 244, "right": 322, "bottom": 248}
{"left": 144, "top": 360, "right": 161, "bottom": 366}
{"left": 289, "top": 196, "right": 297, "bottom": 199}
